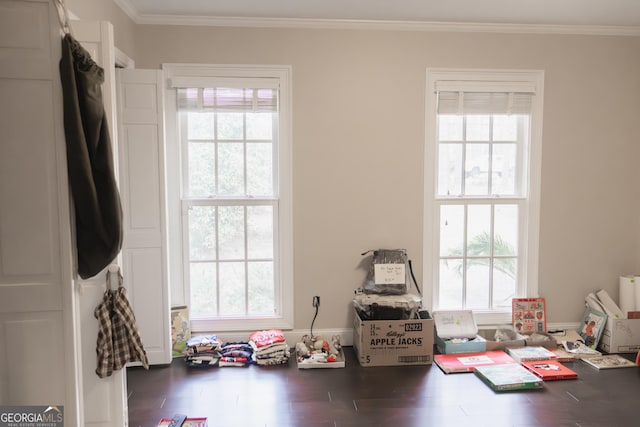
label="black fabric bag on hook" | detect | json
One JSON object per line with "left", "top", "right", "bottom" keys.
{"left": 60, "top": 33, "right": 123, "bottom": 279}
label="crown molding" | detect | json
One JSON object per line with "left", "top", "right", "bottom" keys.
{"left": 117, "top": 12, "right": 640, "bottom": 36}
{"left": 113, "top": 0, "right": 140, "bottom": 22}
{"left": 112, "top": 0, "right": 640, "bottom": 36}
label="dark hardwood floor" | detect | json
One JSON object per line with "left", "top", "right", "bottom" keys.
{"left": 127, "top": 347, "right": 640, "bottom": 427}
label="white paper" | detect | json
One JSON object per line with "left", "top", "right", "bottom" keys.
{"left": 595, "top": 289, "right": 625, "bottom": 319}
{"left": 634, "top": 276, "right": 640, "bottom": 314}
{"left": 374, "top": 263, "right": 406, "bottom": 285}
{"left": 619, "top": 276, "right": 636, "bottom": 316}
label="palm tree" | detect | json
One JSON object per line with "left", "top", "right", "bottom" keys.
{"left": 447, "top": 231, "right": 516, "bottom": 279}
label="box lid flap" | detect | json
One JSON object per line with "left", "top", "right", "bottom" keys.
{"left": 433, "top": 310, "right": 478, "bottom": 339}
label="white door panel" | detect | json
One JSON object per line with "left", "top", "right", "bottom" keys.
{"left": 117, "top": 68, "right": 172, "bottom": 366}
{"left": 0, "top": 0, "right": 78, "bottom": 424}
{"left": 71, "top": 19, "right": 127, "bottom": 427}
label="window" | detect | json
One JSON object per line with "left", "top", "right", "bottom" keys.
{"left": 164, "top": 65, "right": 293, "bottom": 332}
{"left": 424, "top": 69, "right": 544, "bottom": 324}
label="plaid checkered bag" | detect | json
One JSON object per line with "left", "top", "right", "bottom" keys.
{"left": 94, "top": 269, "right": 149, "bottom": 378}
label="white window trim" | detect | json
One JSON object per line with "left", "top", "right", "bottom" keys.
{"left": 162, "top": 63, "right": 294, "bottom": 332}
{"left": 423, "top": 68, "right": 544, "bottom": 325}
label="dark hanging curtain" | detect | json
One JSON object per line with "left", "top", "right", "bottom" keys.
{"left": 59, "top": 33, "right": 123, "bottom": 279}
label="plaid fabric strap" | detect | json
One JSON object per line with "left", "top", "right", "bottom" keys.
{"left": 94, "top": 290, "right": 114, "bottom": 378}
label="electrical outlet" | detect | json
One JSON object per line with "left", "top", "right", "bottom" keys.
{"left": 312, "top": 296, "right": 320, "bottom": 307}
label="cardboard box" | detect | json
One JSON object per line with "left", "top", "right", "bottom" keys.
{"left": 433, "top": 310, "right": 487, "bottom": 354}
{"left": 523, "top": 332, "right": 558, "bottom": 349}
{"left": 435, "top": 335, "right": 487, "bottom": 354}
{"left": 598, "top": 318, "right": 640, "bottom": 353}
{"left": 352, "top": 307, "right": 434, "bottom": 367}
{"left": 478, "top": 329, "right": 526, "bottom": 351}
{"left": 433, "top": 310, "right": 478, "bottom": 339}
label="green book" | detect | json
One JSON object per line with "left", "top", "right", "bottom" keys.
{"left": 474, "top": 363, "right": 544, "bottom": 391}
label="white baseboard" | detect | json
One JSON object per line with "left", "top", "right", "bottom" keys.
{"left": 195, "top": 322, "right": 582, "bottom": 350}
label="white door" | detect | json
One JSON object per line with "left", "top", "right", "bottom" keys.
{"left": 0, "top": 0, "right": 79, "bottom": 424}
{"left": 116, "top": 68, "right": 172, "bottom": 366}
{"left": 71, "top": 20, "right": 127, "bottom": 427}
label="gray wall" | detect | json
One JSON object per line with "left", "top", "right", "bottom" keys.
{"left": 67, "top": 0, "right": 136, "bottom": 58}
{"left": 71, "top": 1, "right": 640, "bottom": 331}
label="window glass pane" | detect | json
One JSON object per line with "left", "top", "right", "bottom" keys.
{"left": 218, "top": 206, "right": 245, "bottom": 260}
{"left": 189, "top": 206, "right": 216, "bottom": 260}
{"left": 217, "top": 112, "right": 243, "bottom": 140}
{"left": 248, "top": 261, "right": 274, "bottom": 315}
{"left": 218, "top": 143, "right": 245, "bottom": 195}
{"left": 440, "top": 205, "right": 464, "bottom": 257}
{"left": 466, "top": 262, "right": 490, "bottom": 308}
{"left": 437, "top": 143, "right": 462, "bottom": 196}
{"left": 187, "top": 112, "right": 214, "bottom": 140}
{"left": 247, "top": 112, "right": 273, "bottom": 140}
{"left": 467, "top": 205, "right": 491, "bottom": 256}
{"left": 493, "top": 260, "right": 517, "bottom": 309}
{"left": 493, "top": 115, "right": 517, "bottom": 141}
{"left": 465, "top": 115, "right": 490, "bottom": 141}
{"left": 247, "top": 205, "right": 273, "bottom": 259}
{"left": 190, "top": 262, "right": 217, "bottom": 317}
{"left": 465, "top": 144, "right": 489, "bottom": 195}
{"left": 438, "top": 115, "right": 463, "bottom": 141}
{"left": 188, "top": 141, "right": 215, "bottom": 196}
{"left": 247, "top": 143, "right": 273, "bottom": 196}
{"left": 492, "top": 143, "right": 516, "bottom": 195}
{"left": 494, "top": 205, "right": 518, "bottom": 256}
{"left": 219, "top": 262, "right": 245, "bottom": 315}
{"left": 439, "top": 259, "right": 463, "bottom": 309}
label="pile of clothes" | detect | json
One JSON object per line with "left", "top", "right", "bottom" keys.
{"left": 184, "top": 335, "right": 223, "bottom": 367}
{"left": 184, "top": 336, "right": 256, "bottom": 368}
{"left": 218, "top": 342, "right": 254, "bottom": 367}
{"left": 249, "top": 329, "right": 290, "bottom": 366}
{"left": 184, "top": 329, "right": 292, "bottom": 367}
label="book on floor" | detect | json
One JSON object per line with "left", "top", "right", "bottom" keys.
{"left": 579, "top": 306, "right": 607, "bottom": 350}
{"left": 157, "top": 417, "right": 208, "bottom": 427}
{"left": 474, "top": 363, "right": 544, "bottom": 391}
{"left": 507, "top": 346, "right": 558, "bottom": 363}
{"left": 521, "top": 359, "right": 578, "bottom": 380}
{"left": 434, "top": 350, "right": 516, "bottom": 374}
{"left": 581, "top": 354, "right": 637, "bottom": 370}
{"left": 560, "top": 339, "right": 602, "bottom": 359}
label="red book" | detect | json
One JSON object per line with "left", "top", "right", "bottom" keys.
{"left": 521, "top": 359, "right": 578, "bottom": 380}
{"left": 434, "top": 350, "right": 516, "bottom": 374}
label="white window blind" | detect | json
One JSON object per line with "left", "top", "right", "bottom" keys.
{"left": 436, "top": 91, "right": 533, "bottom": 115}
{"left": 176, "top": 87, "right": 278, "bottom": 112}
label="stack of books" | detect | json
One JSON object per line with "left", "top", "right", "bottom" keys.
{"left": 474, "top": 363, "right": 544, "bottom": 391}
{"left": 436, "top": 344, "right": 585, "bottom": 391}
{"left": 434, "top": 350, "right": 516, "bottom": 374}
{"left": 581, "top": 354, "right": 637, "bottom": 370}
{"left": 507, "top": 346, "right": 558, "bottom": 363}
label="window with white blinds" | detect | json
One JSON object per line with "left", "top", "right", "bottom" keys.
{"left": 163, "top": 65, "right": 293, "bottom": 332}
{"left": 425, "top": 69, "right": 544, "bottom": 325}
